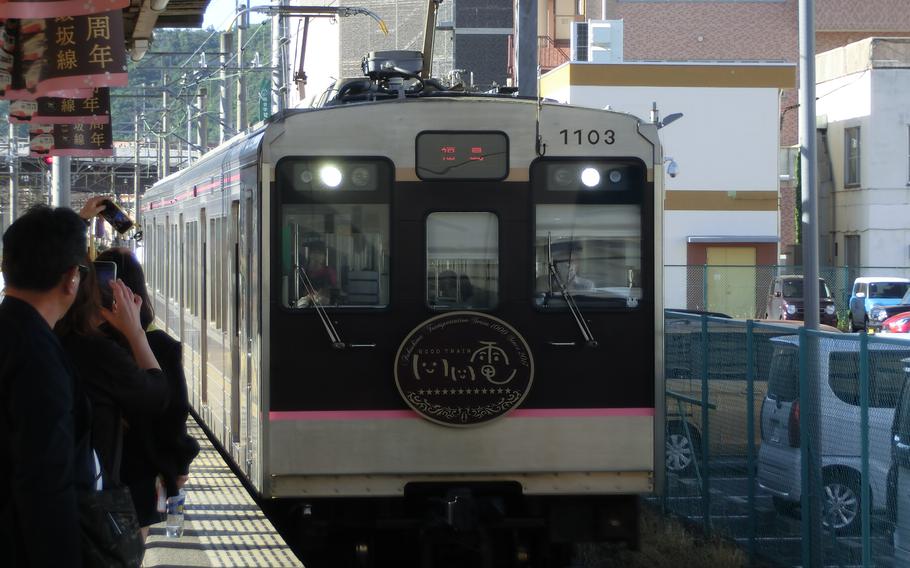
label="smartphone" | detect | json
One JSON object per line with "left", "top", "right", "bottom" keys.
{"left": 94, "top": 260, "right": 117, "bottom": 309}
{"left": 99, "top": 200, "right": 134, "bottom": 234}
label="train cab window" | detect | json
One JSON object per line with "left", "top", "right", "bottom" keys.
{"left": 282, "top": 204, "right": 390, "bottom": 309}
{"left": 532, "top": 160, "right": 644, "bottom": 310}
{"left": 278, "top": 158, "right": 391, "bottom": 310}
{"left": 426, "top": 212, "right": 499, "bottom": 310}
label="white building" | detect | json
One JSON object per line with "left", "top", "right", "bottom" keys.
{"left": 815, "top": 38, "right": 910, "bottom": 272}
{"left": 541, "top": 62, "right": 795, "bottom": 316}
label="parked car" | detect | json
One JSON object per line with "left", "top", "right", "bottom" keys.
{"left": 881, "top": 311, "right": 910, "bottom": 336}
{"left": 765, "top": 275, "right": 837, "bottom": 327}
{"left": 849, "top": 277, "right": 910, "bottom": 331}
{"left": 757, "top": 335, "right": 910, "bottom": 533}
{"left": 664, "top": 315, "right": 838, "bottom": 476}
{"left": 889, "top": 366, "right": 910, "bottom": 564}
{"left": 869, "top": 289, "right": 910, "bottom": 332}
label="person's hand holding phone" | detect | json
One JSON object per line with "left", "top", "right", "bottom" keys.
{"left": 100, "top": 279, "right": 161, "bottom": 371}
{"left": 99, "top": 279, "right": 144, "bottom": 340}
{"left": 79, "top": 195, "right": 112, "bottom": 222}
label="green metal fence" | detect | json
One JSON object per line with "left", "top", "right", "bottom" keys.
{"left": 665, "top": 265, "right": 910, "bottom": 322}
{"left": 663, "top": 311, "right": 910, "bottom": 567}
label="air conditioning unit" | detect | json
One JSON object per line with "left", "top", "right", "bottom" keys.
{"left": 571, "top": 19, "right": 623, "bottom": 63}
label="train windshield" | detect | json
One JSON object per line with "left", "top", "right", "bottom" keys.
{"left": 426, "top": 212, "right": 499, "bottom": 310}
{"left": 534, "top": 205, "right": 642, "bottom": 309}
{"left": 278, "top": 158, "right": 391, "bottom": 309}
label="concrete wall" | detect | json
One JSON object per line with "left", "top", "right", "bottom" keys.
{"left": 816, "top": 39, "right": 910, "bottom": 268}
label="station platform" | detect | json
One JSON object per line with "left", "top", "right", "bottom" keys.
{"left": 142, "top": 418, "right": 303, "bottom": 568}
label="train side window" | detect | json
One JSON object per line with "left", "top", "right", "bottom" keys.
{"left": 426, "top": 212, "right": 499, "bottom": 311}
{"left": 282, "top": 203, "right": 390, "bottom": 309}
{"left": 534, "top": 204, "right": 642, "bottom": 310}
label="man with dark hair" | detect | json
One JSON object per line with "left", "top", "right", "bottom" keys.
{"left": 0, "top": 205, "right": 95, "bottom": 567}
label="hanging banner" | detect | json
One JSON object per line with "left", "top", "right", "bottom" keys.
{"left": 0, "top": 0, "right": 129, "bottom": 20}
{"left": 10, "top": 88, "right": 111, "bottom": 124}
{"left": 29, "top": 121, "right": 113, "bottom": 157}
{"left": 2, "top": 12, "right": 127, "bottom": 100}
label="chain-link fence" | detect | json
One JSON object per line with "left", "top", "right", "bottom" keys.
{"left": 663, "top": 311, "right": 910, "bottom": 567}
{"left": 665, "top": 265, "right": 910, "bottom": 324}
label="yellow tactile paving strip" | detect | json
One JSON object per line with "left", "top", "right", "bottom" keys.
{"left": 142, "top": 419, "right": 303, "bottom": 567}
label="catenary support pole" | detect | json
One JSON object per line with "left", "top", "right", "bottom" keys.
{"left": 134, "top": 112, "right": 141, "bottom": 235}
{"left": 162, "top": 89, "right": 171, "bottom": 178}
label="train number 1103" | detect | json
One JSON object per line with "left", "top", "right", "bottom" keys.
{"left": 559, "top": 129, "right": 616, "bottom": 146}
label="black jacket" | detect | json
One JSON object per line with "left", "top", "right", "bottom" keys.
{"left": 60, "top": 332, "right": 169, "bottom": 485}
{"left": 121, "top": 329, "right": 199, "bottom": 496}
{"left": 0, "top": 297, "right": 95, "bottom": 568}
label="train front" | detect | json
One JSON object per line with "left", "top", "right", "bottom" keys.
{"left": 259, "top": 91, "right": 663, "bottom": 565}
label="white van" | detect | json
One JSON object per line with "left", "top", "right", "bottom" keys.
{"left": 757, "top": 335, "right": 910, "bottom": 533}
{"left": 890, "top": 367, "right": 910, "bottom": 563}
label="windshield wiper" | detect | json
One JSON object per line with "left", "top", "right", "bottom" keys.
{"left": 291, "top": 227, "right": 346, "bottom": 349}
{"left": 546, "top": 234, "right": 598, "bottom": 348}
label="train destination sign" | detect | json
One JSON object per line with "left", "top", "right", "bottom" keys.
{"left": 415, "top": 131, "right": 508, "bottom": 180}
{"left": 394, "top": 312, "right": 534, "bottom": 427}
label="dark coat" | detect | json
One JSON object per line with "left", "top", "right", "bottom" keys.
{"left": 0, "top": 297, "right": 95, "bottom": 568}
{"left": 60, "top": 332, "right": 169, "bottom": 485}
{"left": 120, "top": 329, "right": 199, "bottom": 497}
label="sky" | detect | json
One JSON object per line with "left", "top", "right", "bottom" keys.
{"left": 202, "top": 0, "right": 268, "bottom": 30}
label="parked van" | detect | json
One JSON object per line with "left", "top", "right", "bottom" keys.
{"left": 765, "top": 275, "right": 837, "bottom": 327}
{"left": 849, "top": 277, "right": 910, "bottom": 331}
{"left": 665, "top": 316, "right": 838, "bottom": 476}
{"left": 757, "top": 335, "right": 910, "bottom": 533}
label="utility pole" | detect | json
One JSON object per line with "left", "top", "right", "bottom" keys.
{"left": 162, "top": 89, "right": 171, "bottom": 177}
{"left": 271, "top": 0, "right": 289, "bottom": 113}
{"left": 220, "top": 32, "right": 234, "bottom": 143}
{"left": 185, "top": 76, "right": 193, "bottom": 167}
{"left": 236, "top": 4, "right": 249, "bottom": 133}
{"left": 7, "top": 123, "right": 17, "bottom": 226}
{"left": 516, "top": 0, "right": 539, "bottom": 97}
{"left": 134, "top": 111, "right": 141, "bottom": 233}
{"left": 198, "top": 88, "right": 208, "bottom": 152}
{"left": 798, "top": 1, "right": 822, "bottom": 567}
{"left": 50, "top": 156, "right": 71, "bottom": 208}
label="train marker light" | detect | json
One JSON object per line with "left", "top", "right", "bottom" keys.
{"left": 580, "top": 167, "right": 600, "bottom": 188}
{"left": 608, "top": 169, "right": 622, "bottom": 184}
{"left": 350, "top": 166, "right": 370, "bottom": 187}
{"left": 319, "top": 165, "right": 343, "bottom": 188}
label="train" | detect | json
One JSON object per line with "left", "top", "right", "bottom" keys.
{"left": 140, "top": 51, "right": 665, "bottom": 567}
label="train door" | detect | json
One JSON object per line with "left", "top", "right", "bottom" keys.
{"left": 229, "top": 199, "right": 242, "bottom": 464}
{"left": 199, "top": 208, "right": 209, "bottom": 421}
{"left": 392, "top": 178, "right": 527, "bottom": 351}
{"left": 238, "top": 190, "right": 254, "bottom": 477}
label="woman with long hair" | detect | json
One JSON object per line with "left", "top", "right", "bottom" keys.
{"left": 55, "top": 258, "right": 169, "bottom": 539}
{"left": 96, "top": 247, "right": 199, "bottom": 534}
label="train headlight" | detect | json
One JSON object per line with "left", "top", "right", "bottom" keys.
{"left": 319, "top": 165, "right": 343, "bottom": 188}
{"left": 580, "top": 167, "right": 600, "bottom": 188}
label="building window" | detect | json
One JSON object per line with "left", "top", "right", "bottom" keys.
{"left": 844, "top": 126, "right": 860, "bottom": 187}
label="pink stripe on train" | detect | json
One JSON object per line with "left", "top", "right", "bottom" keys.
{"left": 268, "top": 408, "right": 655, "bottom": 421}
